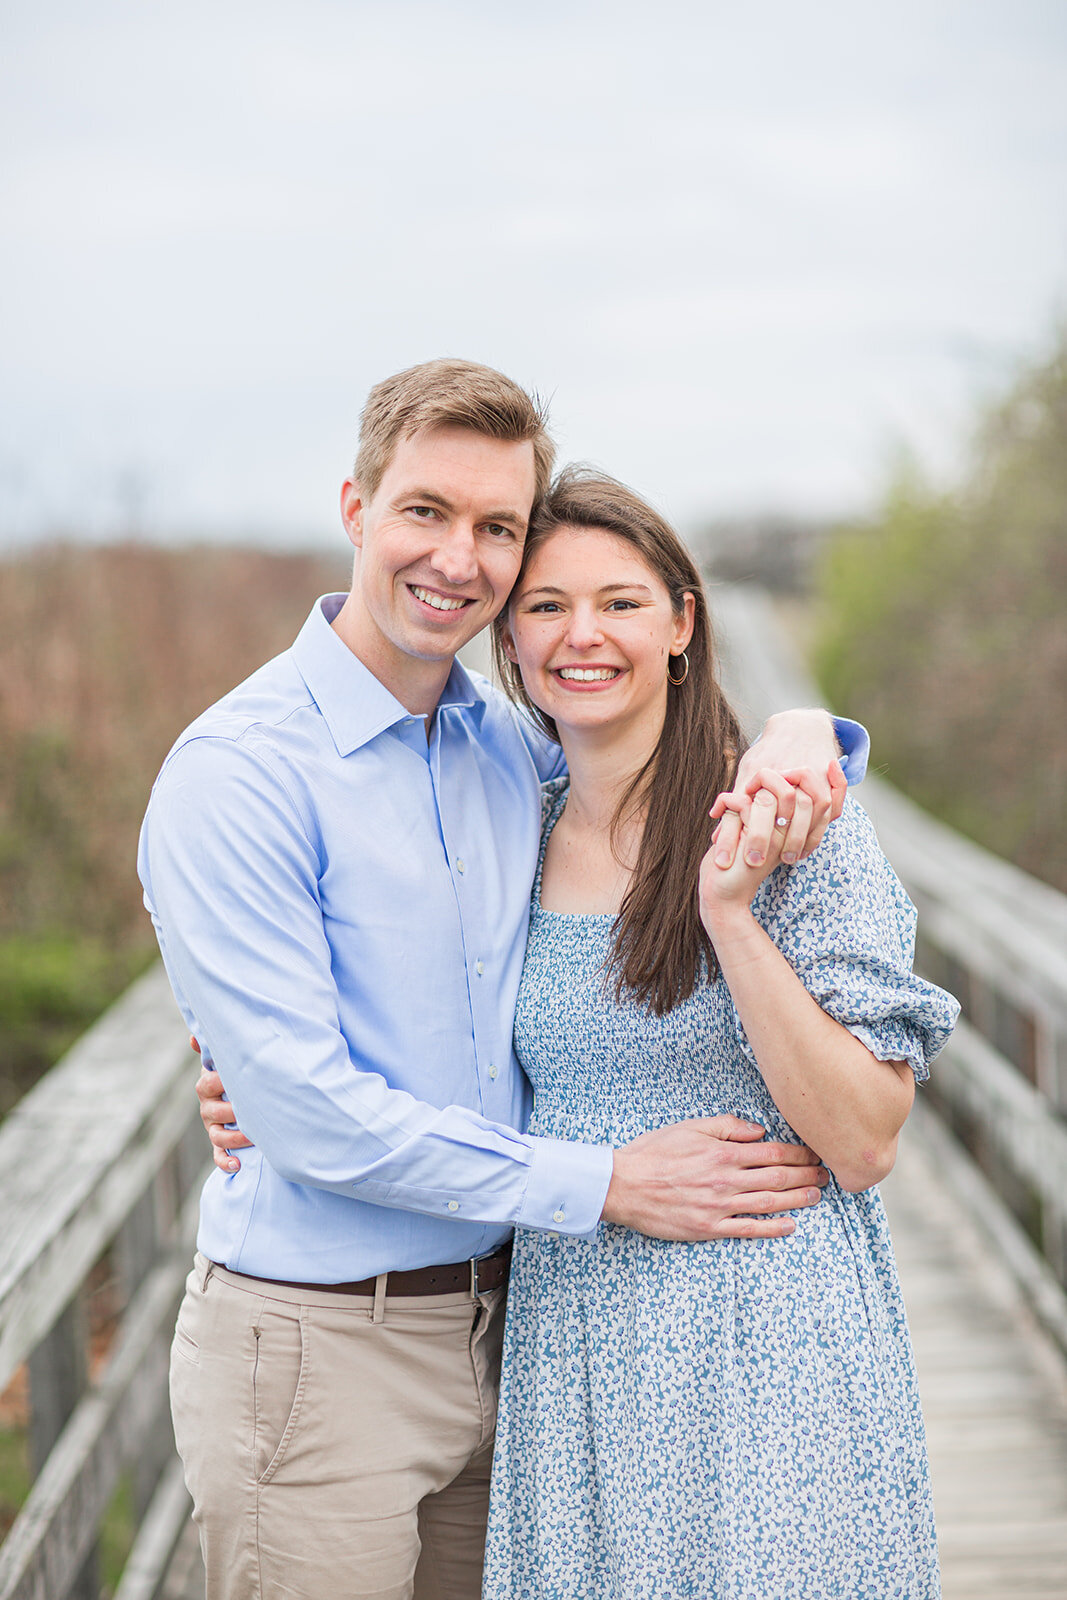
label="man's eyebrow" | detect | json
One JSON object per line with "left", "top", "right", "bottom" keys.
{"left": 397, "top": 489, "right": 527, "bottom": 528}
{"left": 397, "top": 488, "right": 454, "bottom": 511}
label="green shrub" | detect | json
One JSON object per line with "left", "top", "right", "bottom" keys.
{"left": 815, "top": 333, "right": 1067, "bottom": 891}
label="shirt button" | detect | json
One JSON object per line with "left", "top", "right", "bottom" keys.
{"left": 447, "top": 1200, "right": 460, "bottom": 1212}
{"left": 552, "top": 1209, "right": 565, "bottom": 1224}
{"left": 476, "top": 961, "right": 485, "bottom": 976}
{"left": 456, "top": 858, "right": 465, "bottom": 874}
{"left": 547, "top": 1232, "right": 560, "bottom": 1242}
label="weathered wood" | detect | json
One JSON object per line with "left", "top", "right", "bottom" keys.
{"left": 24, "top": 1296, "right": 99, "bottom": 1600}
{"left": 0, "top": 1234, "right": 194, "bottom": 1600}
{"left": 884, "top": 1106, "right": 1067, "bottom": 1600}
{"left": 26, "top": 1296, "right": 88, "bottom": 1477}
{"left": 112, "top": 1456, "right": 193, "bottom": 1600}
{"left": 0, "top": 965, "right": 198, "bottom": 1394}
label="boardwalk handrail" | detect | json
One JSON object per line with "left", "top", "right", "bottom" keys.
{"left": 712, "top": 583, "right": 1067, "bottom": 1329}
{"left": 0, "top": 965, "right": 206, "bottom": 1600}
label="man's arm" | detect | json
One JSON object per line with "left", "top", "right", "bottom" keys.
{"left": 140, "top": 735, "right": 609, "bottom": 1236}
{"left": 196, "top": 1067, "right": 829, "bottom": 1241}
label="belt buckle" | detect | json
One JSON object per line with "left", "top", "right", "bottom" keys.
{"left": 470, "top": 1251, "right": 493, "bottom": 1297}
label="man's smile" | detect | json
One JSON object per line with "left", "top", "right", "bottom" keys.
{"left": 408, "top": 584, "right": 474, "bottom": 613}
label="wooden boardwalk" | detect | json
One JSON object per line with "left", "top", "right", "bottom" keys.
{"left": 883, "top": 1105, "right": 1067, "bottom": 1598}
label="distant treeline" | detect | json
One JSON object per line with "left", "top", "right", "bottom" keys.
{"left": 0, "top": 542, "right": 349, "bottom": 1113}
{"left": 814, "top": 330, "right": 1067, "bottom": 894}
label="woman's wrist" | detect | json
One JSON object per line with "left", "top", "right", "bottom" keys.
{"left": 700, "top": 897, "right": 759, "bottom": 942}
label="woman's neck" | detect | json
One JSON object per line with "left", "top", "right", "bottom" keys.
{"left": 557, "top": 716, "right": 660, "bottom": 838}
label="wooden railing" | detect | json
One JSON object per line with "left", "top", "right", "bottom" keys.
{"left": 713, "top": 583, "right": 1067, "bottom": 1354}
{"left": 0, "top": 966, "right": 206, "bottom": 1600}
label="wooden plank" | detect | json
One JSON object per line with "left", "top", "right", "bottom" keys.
{"left": 883, "top": 1106, "right": 1067, "bottom": 1600}
{"left": 0, "top": 966, "right": 198, "bottom": 1393}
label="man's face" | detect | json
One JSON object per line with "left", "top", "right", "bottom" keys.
{"left": 339, "top": 425, "right": 537, "bottom": 703}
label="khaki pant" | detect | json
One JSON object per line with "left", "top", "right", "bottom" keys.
{"left": 170, "top": 1253, "right": 506, "bottom": 1600}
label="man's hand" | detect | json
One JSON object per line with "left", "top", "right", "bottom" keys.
{"left": 195, "top": 1057, "right": 254, "bottom": 1173}
{"left": 601, "top": 1116, "right": 827, "bottom": 1241}
{"left": 712, "top": 710, "right": 848, "bottom": 870}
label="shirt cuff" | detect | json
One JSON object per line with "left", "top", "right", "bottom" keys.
{"left": 516, "top": 1135, "right": 614, "bottom": 1236}
{"left": 832, "top": 716, "right": 869, "bottom": 785}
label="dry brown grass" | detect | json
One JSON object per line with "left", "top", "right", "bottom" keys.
{"left": 0, "top": 540, "right": 350, "bottom": 1105}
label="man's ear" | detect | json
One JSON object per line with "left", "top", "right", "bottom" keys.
{"left": 340, "top": 480, "right": 364, "bottom": 549}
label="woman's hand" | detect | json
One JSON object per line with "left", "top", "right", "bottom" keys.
{"left": 699, "top": 797, "right": 787, "bottom": 932}
{"left": 192, "top": 1042, "right": 254, "bottom": 1173}
{"left": 710, "top": 754, "right": 847, "bottom": 870}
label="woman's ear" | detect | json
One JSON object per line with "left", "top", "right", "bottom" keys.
{"left": 500, "top": 622, "right": 519, "bottom": 664}
{"left": 673, "top": 591, "right": 697, "bottom": 653}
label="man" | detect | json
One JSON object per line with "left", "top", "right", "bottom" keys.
{"left": 139, "top": 359, "right": 865, "bottom": 1600}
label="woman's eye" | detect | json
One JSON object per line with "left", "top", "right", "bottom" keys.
{"left": 607, "top": 599, "right": 638, "bottom": 611}
{"left": 529, "top": 601, "right": 561, "bottom": 614}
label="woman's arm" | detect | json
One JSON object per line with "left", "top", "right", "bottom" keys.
{"left": 698, "top": 821, "right": 914, "bottom": 1194}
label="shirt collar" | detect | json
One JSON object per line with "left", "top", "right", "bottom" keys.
{"left": 291, "top": 595, "right": 488, "bottom": 756}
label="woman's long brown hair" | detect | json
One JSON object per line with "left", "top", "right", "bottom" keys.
{"left": 492, "top": 466, "right": 745, "bottom": 1015}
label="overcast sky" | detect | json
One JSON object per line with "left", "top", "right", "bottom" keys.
{"left": 3, "top": 0, "right": 1066, "bottom": 548}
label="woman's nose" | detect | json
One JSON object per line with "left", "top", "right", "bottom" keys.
{"left": 564, "top": 605, "right": 605, "bottom": 650}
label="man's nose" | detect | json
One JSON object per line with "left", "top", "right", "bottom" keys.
{"left": 430, "top": 521, "right": 478, "bottom": 585}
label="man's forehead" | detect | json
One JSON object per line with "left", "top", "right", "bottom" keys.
{"left": 382, "top": 426, "right": 537, "bottom": 512}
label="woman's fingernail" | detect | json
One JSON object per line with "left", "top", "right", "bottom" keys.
{"left": 715, "top": 849, "right": 731, "bottom": 865}
{"left": 746, "top": 849, "right": 764, "bottom": 865}
{"left": 782, "top": 851, "right": 797, "bottom": 864}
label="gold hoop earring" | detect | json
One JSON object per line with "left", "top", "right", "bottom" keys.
{"left": 667, "top": 651, "right": 690, "bottom": 686}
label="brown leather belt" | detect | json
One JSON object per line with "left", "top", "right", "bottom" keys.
{"left": 225, "top": 1240, "right": 512, "bottom": 1298}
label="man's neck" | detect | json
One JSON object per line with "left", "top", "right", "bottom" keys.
{"left": 330, "top": 595, "right": 453, "bottom": 720}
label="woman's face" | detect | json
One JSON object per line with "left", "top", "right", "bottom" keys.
{"left": 503, "top": 525, "right": 694, "bottom": 741}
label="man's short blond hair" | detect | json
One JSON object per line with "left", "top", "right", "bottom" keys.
{"left": 354, "top": 358, "right": 554, "bottom": 506}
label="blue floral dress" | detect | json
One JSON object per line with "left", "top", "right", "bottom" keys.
{"left": 482, "top": 784, "right": 958, "bottom": 1600}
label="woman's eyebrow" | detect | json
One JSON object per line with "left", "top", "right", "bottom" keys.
{"left": 521, "top": 582, "right": 655, "bottom": 598}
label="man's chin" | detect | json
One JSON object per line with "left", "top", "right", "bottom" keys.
{"left": 404, "top": 621, "right": 486, "bottom": 663}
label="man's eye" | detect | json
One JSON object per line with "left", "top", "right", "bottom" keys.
{"left": 485, "top": 523, "right": 515, "bottom": 540}
{"left": 410, "top": 505, "right": 437, "bottom": 519}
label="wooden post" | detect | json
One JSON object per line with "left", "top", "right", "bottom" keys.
{"left": 27, "top": 1296, "right": 98, "bottom": 1600}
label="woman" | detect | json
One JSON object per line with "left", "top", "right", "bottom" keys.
{"left": 481, "top": 467, "right": 958, "bottom": 1599}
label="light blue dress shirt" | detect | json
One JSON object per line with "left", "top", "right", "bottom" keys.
{"left": 138, "top": 595, "right": 869, "bottom": 1284}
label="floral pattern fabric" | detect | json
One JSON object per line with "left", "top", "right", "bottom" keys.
{"left": 482, "top": 786, "right": 958, "bottom": 1600}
